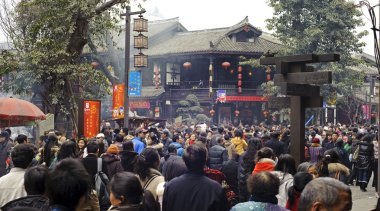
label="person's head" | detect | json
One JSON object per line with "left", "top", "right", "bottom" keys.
{"left": 11, "top": 144, "right": 35, "bottom": 169}
{"left": 247, "top": 171, "right": 280, "bottom": 198}
{"left": 216, "top": 136, "right": 225, "bottom": 146}
{"left": 86, "top": 141, "right": 99, "bottom": 154}
{"left": 297, "top": 162, "right": 318, "bottom": 179}
{"left": 24, "top": 165, "right": 48, "bottom": 195}
{"left": 218, "top": 127, "right": 224, "bottom": 134}
{"left": 168, "top": 144, "right": 177, "bottom": 154}
{"left": 332, "top": 132, "right": 339, "bottom": 142}
{"left": 172, "top": 134, "right": 180, "bottom": 143}
{"left": 109, "top": 172, "right": 143, "bottom": 206}
{"left": 255, "top": 147, "right": 275, "bottom": 163}
{"left": 323, "top": 149, "right": 340, "bottom": 163}
{"left": 275, "top": 154, "right": 296, "bottom": 175}
{"left": 135, "top": 128, "right": 147, "bottom": 139}
{"left": 122, "top": 141, "right": 134, "bottom": 152}
{"left": 312, "top": 137, "right": 320, "bottom": 144}
{"left": 287, "top": 172, "right": 314, "bottom": 208}
{"left": 57, "top": 140, "right": 78, "bottom": 161}
{"left": 298, "top": 177, "right": 352, "bottom": 211}
{"left": 0, "top": 131, "right": 9, "bottom": 142}
{"left": 5, "top": 128, "right": 11, "bottom": 137}
{"left": 114, "top": 134, "right": 124, "bottom": 143}
{"left": 107, "top": 144, "right": 120, "bottom": 155}
{"left": 190, "top": 133, "right": 196, "bottom": 141}
{"left": 120, "top": 128, "right": 129, "bottom": 137}
{"left": 134, "top": 148, "right": 160, "bottom": 180}
{"left": 46, "top": 158, "right": 90, "bottom": 210}
{"left": 234, "top": 129, "right": 243, "bottom": 138}
{"left": 161, "top": 130, "right": 170, "bottom": 139}
{"left": 271, "top": 131, "right": 281, "bottom": 140}
{"left": 77, "top": 138, "right": 87, "bottom": 150}
{"left": 361, "top": 134, "right": 372, "bottom": 143}
{"left": 16, "top": 134, "right": 28, "bottom": 144}
{"left": 182, "top": 143, "right": 207, "bottom": 171}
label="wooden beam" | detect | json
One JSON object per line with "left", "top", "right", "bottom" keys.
{"left": 268, "top": 96, "right": 323, "bottom": 109}
{"left": 274, "top": 72, "right": 332, "bottom": 85}
{"left": 290, "top": 96, "right": 306, "bottom": 166}
{"left": 304, "top": 96, "right": 323, "bottom": 108}
{"left": 280, "top": 83, "right": 320, "bottom": 96}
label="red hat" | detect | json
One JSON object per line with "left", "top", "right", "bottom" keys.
{"left": 312, "top": 137, "right": 320, "bottom": 144}
{"left": 107, "top": 144, "right": 120, "bottom": 154}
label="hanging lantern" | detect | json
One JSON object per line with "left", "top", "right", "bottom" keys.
{"left": 183, "top": 62, "right": 192, "bottom": 70}
{"left": 234, "top": 109, "right": 240, "bottom": 117}
{"left": 133, "top": 14, "right": 148, "bottom": 32}
{"left": 134, "top": 53, "right": 148, "bottom": 67}
{"left": 210, "top": 109, "right": 215, "bottom": 117}
{"left": 91, "top": 61, "right": 99, "bottom": 69}
{"left": 238, "top": 80, "right": 242, "bottom": 87}
{"left": 222, "top": 62, "right": 231, "bottom": 70}
{"left": 238, "top": 87, "right": 242, "bottom": 93}
{"left": 249, "top": 71, "right": 252, "bottom": 76}
{"left": 230, "top": 69, "right": 234, "bottom": 74}
{"left": 267, "top": 73, "right": 271, "bottom": 81}
{"left": 238, "top": 66, "right": 242, "bottom": 73}
{"left": 238, "top": 73, "right": 242, "bottom": 80}
{"left": 266, "top": 66, "right": 271, "bottom": 73}
{"left": 263, "top": 110, "right": 269, "bottom": 118}
{"left": 134, "top": 33, "right": 148, "bottom": 49}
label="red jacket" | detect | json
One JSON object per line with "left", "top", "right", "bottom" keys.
{"left": 252, "top": 158, "right": 275, "bottom": 175}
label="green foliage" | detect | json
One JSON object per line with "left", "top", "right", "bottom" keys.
{"left": 261, "top": 81, "right": 280, "bottom": 97}
{"left": 176, "top": 94, "right": 208, "bottom": 125}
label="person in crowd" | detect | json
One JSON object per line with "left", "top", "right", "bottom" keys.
{"left": 231, "top": 171, "right": 288, "bottom": 211}
{"left": 185, "top": 133, "right": 197, "bottom": 148}
{"left": 221, "top": 148, "right": 239, "bottom": 196}
{"left": 160, "top": 130, "right": 172, "bottom": 155}
{"left": 355, "top": 134, "right": 374, "bottom": 191}
{"left": 309, "top": 137, "right": 323, "bottom": 164}
{"left": 132, "top": 128, "right": 147, "bottom": 154}
{"left": 16, "top": 134, "right": 28, "bottom": 144}
{"left": 285, "top": 172, "right": 313, "bottom": 211}
{"left": 77, "top": 137, "right": 87, "bottom": 158}
{"left": 146, "top": 132, "right": 164, "bottom": 157}
{"left": 298, "top": 177, "right": 352, "bottom": 211}
{"left": 231, "top": 129, "right": 248, "bottom": 156}
{"left": 208, "top": 136, "right": 228, "bottom": 170}
{"left": 238, "top": 138, "right": 260, "bottom": 202}
{"left": 101, "top": 144, "right": 123, "bottom": 179}
{"left": 272, "top": 154, "right": 296, "bottom": 207}
{"left": 82, "top": 141, "right": 108, "bottom": 185}
{"left": 50, "top": 140, "right": 78, "bottom": 169}
{"left": 348, "top": 132, "right": 364, "bottom": 185}
{"left": 160, "top": 145, "right": 181, "bottom": 174}
{"left": 107, "top": 172, "right": 159, "bottom": 211}
{"left": 297, "top": 162, "right": 318, "bottom": 179}
{"left": 0, "top": 144, "right": 35, "bottom": 207}
{"left": 210, "top": 127, "right": 225, "bottom": 148}
{"left": 372, "top": 136, "right": 378, "bottom": 192}
{"left": 316, "top": 149, "right": 350, "bottom": 184}
{"left": 252, "top": 147, "right": 276, "bottom": 175}
{"left": 40, "top": 135, "right": 59, "bottom": 167}
{"left": 170, "top": 134, "right": 184, "bottom": 156}
{"left": 325, "top": 132, "right": 339, "bottom": 150}
{"left": 134, "top": 148, "right": 164, "bottom": 199}
{"left": 161, "top": 147, "right": 187, "bottom": 182}
{"left": 102, "top": 123, "right": 113, "bottom": 147}
{"left": 280, "top": 130, "right": 291, "bottom": 153}
{"left": 335, "top": 139, "right": 350, "bottom": 168}
{"left": 46, "top": 158, "right": 91, "bottom": 211}
{"left": 96, "top": 133, "right": 108, "bottom": 156}
{"left": 162, "top": 144, "right": 229, "bottom": 211}
{"left": 1, "top": 166, "right": 49, "bottom": 211}
{"left": 264, "top": 131, "right": 285, "bottom": 157}
{"left": 113, "top": 134, "right": 124, "bottom": 153}
{"left": 120, "top": 127, "right": 129, "bottom": 138}
{"left": 120, "top": 141, "right": 138, "bottom": 172}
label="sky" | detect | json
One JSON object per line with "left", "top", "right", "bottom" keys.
{"left": 130, "top": 0, "right": 380, "bottom": 56}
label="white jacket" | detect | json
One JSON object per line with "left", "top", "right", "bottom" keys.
{"left": 271, "top": 171, "right": 294, "bottom": 207}
{"left": 0, "top": 168, "right": 27, "bottom": 207}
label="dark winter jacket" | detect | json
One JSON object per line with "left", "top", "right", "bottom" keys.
{"left": 208, "top": 144, "right": 228, "bottom": 170}
{"left": 1, "top": 195, "right": 49, "bottom": 211}
{"left": 160, "top": 153, "right": 187, "bottom": 181}
{"left": 101, "top": 153, "right": 123, "bottom": 179}
{"left": 264, "top": 138, "right": 285, "bottom": 157}
{"left": 162, "top": 170, "right": 229, "bottom": 211}
{"left": 170, "top": 142, "right": 184, "bottom": 156}
{"left": 161, "top": 137, "right": 172, "bottom": 155}
{"left": 82, "top": 154, "right": 108, "bottom": 186}
{"left": 221, "top": 159, "right": 239, "bottom": 195}
{"left": 356, "top": 141, "right": 374, "bottom": 170}
{"left": 120, "top": 150, "right": 138, "bottom": 172}
{"left": 238, "top": 151, "right": 255, "bottom": 202}
{"left": 0, "top": 140, "right": 12, "bottom": 177}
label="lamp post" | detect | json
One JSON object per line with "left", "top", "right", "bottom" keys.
{"left": 121, "top": 6, "right": 146, "bottom": 129}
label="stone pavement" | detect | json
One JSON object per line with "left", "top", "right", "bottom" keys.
{"left": 351, "top": 176, "right": 378, "bottom": 210}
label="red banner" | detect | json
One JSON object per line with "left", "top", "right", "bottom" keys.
{"left": 112, "top": 84, "right": 125, "bottom": 119}
{"left": 83, "top": 100, "right": 101, "bottom": 138}
{"left": 362, "top": 104, "right": 370, "bottom": 120}
{"left": 130, "top": 101, "right": 150, "bottom": 109}
{"left": 225, "top": 96, "right": 268, "bottom": 102}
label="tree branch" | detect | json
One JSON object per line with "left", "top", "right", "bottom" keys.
{"left": 95, "top": 0, "right": 126, "bottom": 14}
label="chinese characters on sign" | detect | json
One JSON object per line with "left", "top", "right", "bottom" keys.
{"left": 112, "top": 84, "right": 125, "bottom": 119}
{"left": 83, "top": 100, "right": 101, "bottom": 138}
{"left": 129, "top": 71, "right": 142, "bottom": 96}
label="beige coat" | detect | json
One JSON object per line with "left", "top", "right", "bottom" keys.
{"left": 140, "top": 168, "right": 165, "bottom": 200}
{"left": 0, "top": 168, "right": 27, "bottom": 207}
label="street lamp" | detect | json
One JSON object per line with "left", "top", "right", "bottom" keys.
{"left": 121, "top": 6, "right": 146, "bottom": 129}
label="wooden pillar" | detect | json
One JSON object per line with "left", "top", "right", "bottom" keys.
{"left": 290, "top": 96, "right": 305, "bottom": 166}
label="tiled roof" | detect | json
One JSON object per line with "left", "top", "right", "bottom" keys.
{"left": 130, "top": 86, "right": 165, "bottom": 99}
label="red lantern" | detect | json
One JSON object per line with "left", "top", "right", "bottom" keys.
{"left": 267, "top": 73, "right": 271, "bottom": 81}
{"left": 154, "top": 107, "right": 160, "bottom": 113}
{"left": 230, "top": 69, "right": 234, "bottom": 74}
{"left": 91, "top": 61, "right": 99, "bottom": 69}
{"left": 238, "top": 73, "right": 242, "bottom": 80}
{"left": 234, "top": 109, "right": 240, "bottom": 117}
{"left": 238, "top": 80, "right": 242, "bottom": 87}
{"left": 222, "top": 62, "right": 231, "bottom": 70}
{"left": 183, "top": 62, "right": 192, "bottom": 70}
{"left": 238, "top": 66, "right": 242, "bottom": 73}
{"left": 210, "top": 109, "right": 215, "bottom": 117}
{"left": 238, "top": 87, "right": 242, "bottom": 93}
{"left": 263, "top": 110, "right": 269, "bottom": 118}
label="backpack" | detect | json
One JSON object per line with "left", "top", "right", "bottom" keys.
{"left": 95, "top": 158, "right": 111, "bottom": 211}
{"left": 352, "top": 145, "right": 360, "bottom": 161}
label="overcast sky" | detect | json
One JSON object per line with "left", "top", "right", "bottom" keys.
{"left": 133, "top": 0, "right": 380, "bottom": 56}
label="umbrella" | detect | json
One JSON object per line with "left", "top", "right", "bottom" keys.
{"left": 0, "top": 97, "right": 46, "bottom": 127}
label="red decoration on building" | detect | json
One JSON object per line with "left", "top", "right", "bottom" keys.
{"left": 222, "top": 62, "right": 231, "bottom": 70}
{"left": 225, "top": 96, "right": 268, "bottom": 102}
{"left": 234, "top": 109, "right": 240, "bottom": 117}
{"left": 266, "top": 66, "right": 271, "bottom": 81}
{"left": 263, "top": 110, "right": 269, "bottom": 118}
{"left": 91, "top": 61, "right": 99, "bottom": 69}
{"left": 183, "top": 62, "right": 192, "bottom": 70}
{"left": 267, "top": 74, "right": 271, "bottom": 81}
{"left": 238, "top": 65, "right": 242, "bottom": 73}
{"left": 238, "top": 73, "right": 242, "bottom": 80}
{"left": 238, "top": 87, "right": 242, "bottom": 93}
{"left": 210, "top": 109, "right": 215, "bottom": 117}
{"left": 238, "top": 80, "right": 242, "bottom": 87}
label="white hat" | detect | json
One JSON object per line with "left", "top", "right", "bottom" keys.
{"left": 96, "top": 133, "right": 105, "bottom": 138}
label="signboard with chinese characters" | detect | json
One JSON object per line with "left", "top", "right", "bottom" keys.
{"left": 112, "top": 84, "right": 125, "bottom": 119}
{"left": 129, "top": 71, "right": 142, "bottom": 96}
{"left": 130, "top": 101, "right": 150, "bottom": 109}
{"left": 83, "top": 100, "right": 101, "bottom": 138}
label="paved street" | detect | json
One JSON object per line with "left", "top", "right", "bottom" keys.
{"left": 352, "top": 176, "right": 378, "bottom": 210}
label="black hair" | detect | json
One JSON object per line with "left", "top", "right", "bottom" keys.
{"left": 5, "top": 128, "right": 11, "bottom": 136}
{"left": 57, "top": 140, "right": 78, "bottom": 161}
{"left": 197, "top": 136, "right": 207, "bottom": 144}
{"left": 234, "top": 129, "right": 243, "bottom": 138}
{"left": 109, "top": 172, "right": 143, "bottom": 205}
{"left": 362, "top": 134, "right": 372, "bottom": 143}
{"left": 182, "top": 143, "right": 207, "bottom": 171}
{"left": 86, "top": 141, "right": 99, "bottom": 154}
{"left": 134, "top": 148, "right": 160, "bottom": 180}
{"left": 114, "top": 128, "right": 120, "bottom": 134}
{"left": 275, "top": 154, "right": 296, "bottom": 176}
{"left": 316, "top": 149, "right": 341, "bottom": 177}
{"left": 247, "top": 171, "right": 280, "bottom": 197}
{"left": 121, "top": 127, "right": 129, "bottom": 135}
{"left": 46, "top": 158, "right": 90, "bottom": 210}
{"left": 16, "top": 134, "right": 28, "bottom": 144}
{"left": 168, "top": 145, "right": 177, "bottom": 154}
{"left": 122, "top": 141, "right": 134, "bottom": 152}
{"left": 24, "top": 165, "right": 48, "bottom": 195}
{"left": 218, "top": 127, "right": 224, "bottom": 134}
{"left": 287, "top": 172, "right": 313, "bottom": 208}
{"left": 11, "top": 144, "right": 35, "bottom": 168}
{"left": 42, "top": 135, "right": 59, "bottom": 167}
{"left": 114, "top": 134, "right": 124, "bottom": 143}
{"left": 255, "top": 147, "right": 275, "bottom": 163}
{"left": 172, "top": 134, "right": 180, "bottom": 142}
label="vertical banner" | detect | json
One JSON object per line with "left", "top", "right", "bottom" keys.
{"left": 216, "top": 90, "right": 226, "bottom": 103}
{"left": 362, "top": 104, "right": 370, "bottom": 120}
{"left": 83, "top": 100, "right": 101, "bottom": 138}
{"left": 112, "top": 84, "right": 125, "bottom": 119}
{"left": 129, "top": 71, "right": 142, "bottom": 96}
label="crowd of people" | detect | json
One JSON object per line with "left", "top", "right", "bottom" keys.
{"left": 0, "top": 122, "right": 379, "bottom": 211}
